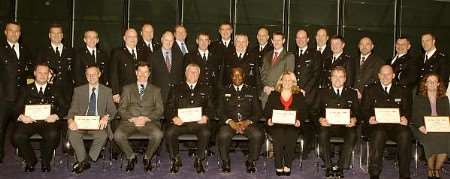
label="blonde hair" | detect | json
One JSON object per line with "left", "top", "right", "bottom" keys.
{"left": 274, "top": 71, "right": 302, "bottom": 94}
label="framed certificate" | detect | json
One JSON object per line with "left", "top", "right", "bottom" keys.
{"left": 178, "top": 107, "right": 202, "bottom": 122}
{"left": 375, "top": 108, "right": 400, "bottom": 124}
{"left": 272, "top": 110, "right": 296, "bottom": 125}
{"left": 25, "top": 104, "right": 51, "bottom": 120}
{"left": 326, "top": 108, "right": 351, "bottom": 125}
{"left": 424, "top": 116, "right": 450, "bottom": 132}
{"left": 74, "top": 116, "right": 100, "bottom": 130}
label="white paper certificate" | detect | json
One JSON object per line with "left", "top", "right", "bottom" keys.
{"left": 74, "top": 116, "right": 100, "bottom": 130}
{"left": 272, "top": 110, "right": 296, "bottom": 125}
{"left": 424, "top": 116, "right": 450, "bottom": 132}
{"left": 178, "top": 107, "right": 202, "bottom": 122}
{"left": 25, "top": 104, "right": 51, "bottom": 120}
{"left": 375, "top": 108, "right": 400, "bottom": 124}
{"left": 326, "top": 108, "right": 350, "bottom": 125}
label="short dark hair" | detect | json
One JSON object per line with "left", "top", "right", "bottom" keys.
{"left": 85, "top": 64, "right": 100, "bottom": 71}
{"left": 421, "top": 32, "right": 436, "bottom": 40}
{"left": 230, "top": 66, "right": 245, "bottom": 78}
{"left": 331, "top": 66, "right": 347, "bottom": 78}
{"left": 34, "top": 62, "right": 50, "bottom": 71}
{"left": 396, "top": 36, "right": 410, "bottom": 43}
{"left": 330, "top": 35, "right": 345, "bottom": 43}
{"left": 272, "top": 31, "right": 285, "bottom": 39}
{"left": 49, "top": 23, "right": 64, "bottom": 32}
{"left": 257, "top": 26, "right": 269, "bottom": 33}
{"left": 219, "top": 21, "right": 233, "bottom": 29}
{"left": 4, "top": 21, "right": 21, "bottom": 29}
{"left": 296, "top": 29, "right": 309, "bottom": 37}
{"left": 196, "top": 31, "right": 210, "bottom": 40}
{"left": 135, "top": 61, "right": 151, "bottom": 71}
{"left": 316, "top": 27, "right": 329, "bottom": 35}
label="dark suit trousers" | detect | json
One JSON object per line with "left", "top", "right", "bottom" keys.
{"left": 114, "top": 121, "right": 163, "bottom": 159}
{"left": 216, "top": 125, "right": 264, "bottom": 162}
{"left": 165, "top": 123, "right": 210, "bottom": 160}
{"left": 319, "top": 125, "right": 356, "bottom": 169}
{"left": 13, "top": 121, "right": 59, "bottom": 165}
{"left": 369, "top": 124, "right": 412, "bottom": 178}
{"left": 267, "top": 125, "right": 300, "bottom": 169}
{"left": 0, "top": 101, "right": 17, "bottom": 157}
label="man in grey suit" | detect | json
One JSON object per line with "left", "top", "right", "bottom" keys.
{"left": 114, "top": 61, "right": 164, "bottom": 172}
{"left": 354, "top": 37, "right": 384, "bottom": 99}
{"left": 66, "top": 65, "right": 117, "bottom": 174}
{"left": 260, "top": 31, "right": 295, "bottom": 108}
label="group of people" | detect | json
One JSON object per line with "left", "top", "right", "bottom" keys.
{"left": 0, "top": 20, "right": 449, "bottom": 179}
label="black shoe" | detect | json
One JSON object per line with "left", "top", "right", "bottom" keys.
{"left": 221, "top": 160, "right": 230, "bottom": 173}
{"left": 74, "top": 161, "right": 90, "bottom": 174}
{"left": 125, "top": 157, "right": 137, "bottom": 172}
{"left": 71, "top": 162, "right": 81, "bottom": 173}
{"left": 325, "top": 167, "right": 333, "bottom": 177}
{"left": 245, "top": 160, "right": 256, "bottom": 173}
{"left": 284, "top": 170, "right": 291, "bottom": 176}
{"left": 24, "top": 163, "right": 35, "bottom": 172}
{"left": 370, "top": 175, "right": 379, "bottom": 179}
{"left": 194, "top": 157, "right": 205, "bottom": 174}
{"left": 41, "top": 163, "right": 51, "bottom": 172}
{"left": 169, "top": 157, "right": 182, "bottom": 173}
{"left": 143, "top": 158, "right": 153, "bottom": 172}
{"left": 276, "top": 170, "right": 283, "bottom": 176}
{"left": 336, "top": 168, "right": 344, "bottom": 178}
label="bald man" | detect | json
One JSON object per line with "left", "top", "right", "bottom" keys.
{"left": 110, "top": 28, "right": 151, "bottom": 103}
{"left": 151, "top": 31, "right": 184, "bottom": 104}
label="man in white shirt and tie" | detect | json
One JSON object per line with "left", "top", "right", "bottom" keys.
{"left": 174, "top": 25, "right": 189, "bottom": 56}
{"left": 315, "top": 28, "right": 331, "bottom": 57}
{"left": 417, "top": 33, "right": 449, "bottom": 87}
{"left": 139, "top": 23, "right": 160, "bottom": 56}
{"left": 388, "top": 36, "right": 417, "bottom": 90}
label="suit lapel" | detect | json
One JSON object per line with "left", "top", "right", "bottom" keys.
{"left": 80, "top": 85, "right": 90, "bottom": 114}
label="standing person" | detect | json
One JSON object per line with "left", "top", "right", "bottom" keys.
{"left": 388, "top": 36, "right": 417, "bottom": 90}
{"left": 319, "top": 36, "right": 354, "bottom": 89}
{"left": 417, "top": 33, "right": 449, "bottom": 88}
{"left": 354, "top": 37, "right": 384, "bottom": 99}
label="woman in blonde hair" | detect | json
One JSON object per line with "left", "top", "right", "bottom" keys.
{"left": 264, "top": 71, "right": 307, "bottom": 176}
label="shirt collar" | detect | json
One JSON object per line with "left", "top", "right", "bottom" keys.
{"left": 298, "top": 46, "right": 308, "bottom": 52}
{"left": 317, "top": 44, "right": 326, "bottom": 50}
{"left": 259, "top": 43, "right": 267, "bottom": 48}
{"left": 333, "top": 52, "right": 343, "bottom": 59}
{"left": 35, "top": 82, "right": 48, "bottom": 91}
{"left": 222, "top": 38, "right": 231, "bottom": 45}
{"left": 7, "top": 41, "right": 18, "bottom": 48}
{"left": 198, "top": 49, "right": 209, "bottom": 54}
{"left": 87, "top": 46, "right": 96, "bottom": 52}
{"left": 332, "top": 86, "right": 343, "bottom": 92}
{"left": 89, "top": 84, "right": 99, "bottom": 91}
{"left": 381, "top": 83, "right": 392, "bottom": 90}
{"left": 187, "top": 82, "right": 197, "bottom": 88}
{"left": 51, "top": 43, "right": 63, "bottom": 51}
{"left": 274, "top": 48, "right": 283, "bottom": 54}
{"left": 137, "top": 82, "right": 147, "bottom": 89}
{"left": 233, "top": 84, "right": 244, "bottom": 90}
{"left": 361, "top": 53, "right": 371, "bottom": 59}
{"left": 426, "top": 48, "right": 437, "bottom": 58}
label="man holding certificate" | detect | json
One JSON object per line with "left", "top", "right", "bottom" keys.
{"left": 114, "top": 61, "right": 164, "bottom": 172}
{"left": 14, "top": 63, "right": 64, "bottom": 172}
{"left": 66, "top": 65, "right": 117, "bottom": 174}
{"left": 411, "top": 73, "right": 449, "bottom": 179}
{"left": 264, "top": 71, "right": 307, "bottom": 176}
{"left": 313, "top": 66, "right": 358, "bottom": 178}
{"left": 165, "top": 63, "right": 213, "bottom": 174}
{"left": 361, "top": 65, "right": 412, "bottom": 179}
{"left": 216, "top": 67, "right": 263, "bottom": 173}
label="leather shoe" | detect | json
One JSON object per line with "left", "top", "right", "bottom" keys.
{"left": 169, "top": 157, "right": 182, "bottom": 173}
{"left": 245, "top": 160, "right": 256, "bottom": 173}
{"left": 125, "top": 157, "right": 137, "bottom": 172}
{"left": 143, "top": 158, "right": 153, "bottom": 172}
{"left": 221, "top": 160, "right": 230, "bottom": 173}
{"left": 41, "top": 163, "right": 51, "bottom": 172}
{"left": 75, "top": 161, "right": 90, "bottom": 174}
{"left": 194, "top": 157, "right": 205, "bottom": 173}
{"left": 24, "top": 163, "right": 35, "bottom": 172}
{"left": 325, "top": 167, "right": 333, "bottom": 177}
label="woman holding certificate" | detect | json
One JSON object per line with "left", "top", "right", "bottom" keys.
{"left": 411, "top": 73, "right": 450, "bottom": 179}
{"left": 264, "top": 71, "right": 307, "bottom": 176}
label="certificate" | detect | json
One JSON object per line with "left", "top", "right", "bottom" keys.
{"left": 326, "top": 108, "right": 350, "bottom": 125}
{"left": 375, "top": 108, "right": 400, "bottom": 124}
{"left": 25, "top": 104, "right": 51, "bottom": 120}
{"left": 74, "top": 116, "right": 100, "bottom": 130}
{"left": 424, "top": 116, "right": 450, "bottom": 132}
{"left": 272, "top": 110, "right": 296, "bottom": 125}
{"left": 178, "top": 107, "right": 202, "bottom": 122}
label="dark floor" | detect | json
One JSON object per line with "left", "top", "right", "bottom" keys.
{"left": 1, "top": 141, "right": 448, "bottom": 179}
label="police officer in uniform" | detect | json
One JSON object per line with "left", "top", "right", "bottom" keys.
{"left": 165, "top": 63, "right": 214, "bottom": 174}
{"left": 417, "top": 33, "right": 449, "bottom": 88}
{"left": 388, "top": 36, "right": 417, "bottom": 90}
{"left": 250, "top": 26, "right": 273, "bottom": 68}
{"left": 0, "top": 21, "right": 32, "bottom": 162}
{"left": 361, "top": 65, "right": 412, "bottom": 179}
{"left": 35, "top": 23, "right": 74, "bottom": 114}
{"left": 216, "top": 67, "right": 263, "bottom": 173}
{"left": 210, "top": 22, "right": 234, "bottom": 60}
{"left": 313, "top": 66, "right": 358, "bottom": 178}
{"left": 14, "top": 63, "right": 64, "bottom": 172}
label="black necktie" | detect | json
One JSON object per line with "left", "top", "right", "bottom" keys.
{"left": 336, "top": 89, "right": 340, "bottom": 96}
{"left": 384, "top": 86, "right": 388, "bottom": 94}
{"left": 11, "top": 44, "right": 18, "bottom": 59}
{"left": 38, "top": 87, "right": 44, "bottom": 96}
{"left": 202, "top": 53, "right": 207, "bottom": 61}
{"left": 131, "top": 49, "right": 137, "bottom": 60}
{"left": 87, "top": 88, "right": 96, "bottom": 115}
{"left": 190, "top": 85, "right": 194, "bottom": 90}
{"left": 56, "top": 47, "right": 61, "bottom": 57}
{"left": 91, "top": 50, "right": 96, "bottom": 62}
{"left": 424, "top": 54, "right": 428, "bottom": 63}
{"left": 332, "top": 57, "right": 336, "bottom": 64}
{"left": 299, "top": 49, "right": 303, "bottom": 56}
{"left": 360, "top": 56, "right": 366, "bottom": 66}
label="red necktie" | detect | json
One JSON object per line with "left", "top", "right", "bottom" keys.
{"left": 272, "top": 51, "right": 279, "bottom": 65}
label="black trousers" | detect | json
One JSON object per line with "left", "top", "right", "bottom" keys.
{"left": 165, "top": 123, "right": 210, "bottom": 159}
{"left": 0, "top": 101, "right": 17, "bottom": 159}
{"left": 13, "top": 121, "right": 60, "bottom": 165}
{"left": 216, "top": 124, "right": 264, "bottom": 162}
{"left": 267, "top": 125, "right": 300, "bottom": 169}
{"left": 369, "top": 124, "right": 412, "bottom": 178}
{"left": 301, "top": 121, "right": 317, "bottom": 153}
{"left": 319, "top": 125, "right": 356, "bottom": 169}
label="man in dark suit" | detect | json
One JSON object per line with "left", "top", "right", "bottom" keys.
{"left": 66, "top": 65, "right": 117, "bottom": 174}
{"left": 315, "top": 28, "right": 332, "bottom": 58}
{"left": 173, "top": 25, "right": 190, "bottom": 56}
{"left": 210, "top": 22, "right": 234, "bottom": 59}
{"left": 417, "top": 33, "right": 449, "bottom": 87}
{"left": 0, "top": 21, "right": 32, "bottom": 162}
{"left": 35, "top": 23, "right": 74, "bottom": 114}
{"left": 138, "top": 23, "right": 160, "bottom": 58}
{"left": 313, "top": 66, "right": 358, "bottom": 178}
{"left": 14, "top": 63, "right": 64, "bottom": 172}
{"left": 388, "top": 36, "right": 417, "bottom": 90}
{"left": 361, "top": 65, "right": 412, "bottom": 179}
{"left": 216, "top": 67, "right": 263, "bottom": 173}
{"left": 222, "top": 33, "right": 260, "bottom": 89}
{"left": 150, "top": 31, "right": 184, "bottom": 105}
{"left": 354, "top": 37, "right": 384, "bottom": 99}
{"left": 165, "top": 63, "right": 214, "bottom": 174}
{"left": 319, "top": 36, "right": 355, "bottom": 89}
{"left": 114, "top": 61, "right": 164, "bottom": 172}
{"left": 260, "top": 31, "right": 295, "bottom": 108}
{"left": 110, "top": 28, "right": 150, "bottom": 104}
{"left": 251, "top": 26, "right": 273, "bottom": 68}
{"left": 73, "top": 30, "right": 110, "bottom": 87}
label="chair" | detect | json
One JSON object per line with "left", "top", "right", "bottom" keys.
{"left": 265, "top": 133, "right": 304, "bottom": 169}
{"left": 177, "top": 134, "right": 209, "bottom": 170}
{"left": 118, "top": 133, "right": 161, "bottom": 170}
{"left": 15, "top": 134, "right": 58, "bottom": 168}
{"left": 314, "top": 136, "right": 357, "bottom": 175}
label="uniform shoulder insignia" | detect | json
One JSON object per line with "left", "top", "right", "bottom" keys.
{"left": 438, "top": 52, "right": 446, "bottom": 57}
